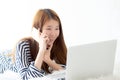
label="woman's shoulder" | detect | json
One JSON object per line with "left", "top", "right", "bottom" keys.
{"left": 17, "top": 37, "right": 35, "bottom": 46}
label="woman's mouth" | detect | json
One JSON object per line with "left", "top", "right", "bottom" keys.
{"left": 48, "top": 39, "right": 54, "bottom": 44}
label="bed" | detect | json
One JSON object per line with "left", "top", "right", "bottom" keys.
{"left": 0, "top": 49, "right": 120, "bottom": 80}
{"left": 0, "top": 70, "right": 120, "bottom": 80}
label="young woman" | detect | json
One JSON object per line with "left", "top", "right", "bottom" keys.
{"left": 0, "top": 8, "right": 67, "bottom": 80}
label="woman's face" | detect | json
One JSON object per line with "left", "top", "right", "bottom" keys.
{"left": 42, "top": 19, "right": 60, "bottom": 45}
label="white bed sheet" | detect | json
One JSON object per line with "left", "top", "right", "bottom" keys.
{"left": 0, "top": 70, "right": 120, "bottom": 80}
{"left": 0, "top": 70, "right": 21, "bottom": 80}
{"left": 29, "top": 70, "right": 66, "bottom": 80}
{"left": 0, "top": 70, "right": 66, "bottom": 80}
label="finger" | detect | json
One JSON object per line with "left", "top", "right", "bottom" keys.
{"left": 40, "top": 33, "right": 47, "bottom": 38}
{"left": 43, "top": 36, "right": 47, "bottom": 38}
{"left": 39, "top": 32, "right": 41, "bottom": 35}
{"left": 47, "top": 44, "right": 53, "bottom": 50}
{"left": 42, "top": 34, "right": 49, "bottom": 44}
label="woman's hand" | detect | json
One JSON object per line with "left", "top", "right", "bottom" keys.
{"left": 43, "top": 44, "right": 64, "bottom": 71}
{"left": 35, "top": 32, "right": 63, "bottom": 70}
{"left": 32, "top": 28, "right": 49, "bottom": 52}
{"left": 38, "top": 32, "right": 53, "bottom": 61}
{"left": 43, "top": 44, "right": 53, "bottom": 63}
{"left": 34, "top": 31, "right": 53, "bottom": 70}
{"left": 38, "top": 32, "right": 50, "bottom": 52}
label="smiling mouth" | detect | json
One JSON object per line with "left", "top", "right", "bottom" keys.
{"left": 48, "top": 39, "right": 54, "bottom": 44}
{"left": 49, "top": 38, "right": 54, "bottom": 42}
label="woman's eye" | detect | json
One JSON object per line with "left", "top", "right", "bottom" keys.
{"left": 55, "top": 28, "right": 59, "bottom": 30}
{"left": 46, "top": 28, "right": 51, "bottom": 30}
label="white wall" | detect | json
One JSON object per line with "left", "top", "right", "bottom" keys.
{"left": 68, "top": 0, "right": 120, "bottom": 46}
{"left": 0, "top": 0, "right": 120, "bottom": 49}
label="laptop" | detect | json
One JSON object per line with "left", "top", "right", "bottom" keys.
{"left": 66, "top": 40, "right": 117, "bottom": 80}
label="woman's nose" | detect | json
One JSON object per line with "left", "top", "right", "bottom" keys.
{"left": 49, "top": 31, "right": 55, "bottom": 37}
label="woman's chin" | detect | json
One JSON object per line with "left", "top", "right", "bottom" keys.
{"left": 48, "top": 42, "right": 53, "bottom": 45}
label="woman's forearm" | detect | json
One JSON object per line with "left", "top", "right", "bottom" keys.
{"left": 34, "top": 50, "right": 44, "bottom": 70}
{"left": 45, "top": 59, "right": 64, "bottom": 71}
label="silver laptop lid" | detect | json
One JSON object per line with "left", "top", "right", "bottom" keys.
{"left": 66, "top": 40, "right": 117, "bottom": 80}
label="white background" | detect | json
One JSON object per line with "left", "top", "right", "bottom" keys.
{"left": 0, "top": 0, "right": 120, "bottom": 76}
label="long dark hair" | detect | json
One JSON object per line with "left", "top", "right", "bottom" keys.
{"left": 27, "top": 9, "right": 67, "bottom": 73}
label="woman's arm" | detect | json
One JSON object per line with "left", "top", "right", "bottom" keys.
{"left": 44, "top": 58, "right": 64, "bottom": 71}
{"left": 15, "top": 41, "right": 45, "bottom": 80}
{"left": 43, "top": 44, "right": 64, "bottom": 71}
{"left": 34, "top": 50, "right": 44, "bottom": 70}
